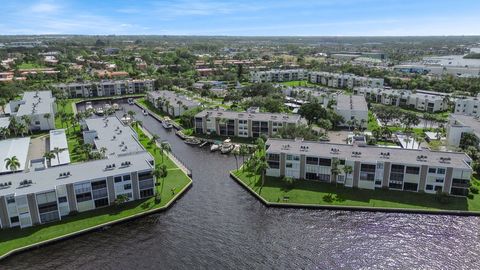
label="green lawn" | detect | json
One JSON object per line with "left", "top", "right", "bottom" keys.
{"left": 16, "top": 62, "right": 45, "bottom": 69}
{"left": 232, "top": 170, "right": 480, "bottom": 212}
{"left": 367, "top": 111, "right": 380, "bottom": 131}
{"left": 0, "top": 125, "right": 191, "bottom": 258}
{"left": 280, "top": 80, "right": 317, "bottom": 87}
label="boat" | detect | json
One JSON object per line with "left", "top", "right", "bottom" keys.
{"left": 112, "top": 103, "right": 120, "bottom": 110}
{"left": 210, "top": 143, "right": 220, "bottom": 152}
{"left": 184, "top": 137, "right": 202, "bottom": 146}
{"left": 127, "top": 98, "right": 134, "bottom": 105}
{"left": 142, "top": 109, "right": 148, "bottom": 116}
{"left": 85, "top": 101, "right": 93, "bottom": 111}
{"left": 95, "top": 108, "right": 104, "bottom": 116}
{"left": 175, "top": 130, "right": 189, "bottom": 140}
{"left": 162, "top": 117, "right": 173, "bottom": 129}
{"left": 104, "top": 104, "right": 112, "bottom": 110}
{"left": 220, "top": 139, "right": 234, "bottom": 154}
{"left": 199, "top": 141, "right": 209, "bottom": 148}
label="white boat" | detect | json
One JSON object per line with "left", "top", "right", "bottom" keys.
{"left": 104, "top": 104, "right": 112, "bottom": 110}
{"left": 95, "top": 108, "right": 104, "bottom": 115}
{"left": 112, "top": 103, "right": 120, "bottom": 110}
{"left": 220, "top": 139, "right": 234, "bottom": 154}
{"left": 162, "top": 117, "right": 173, "bottom": 129}
{"left": 85, "top": 101, "right": 93, "bottom": 111}
{"left": 210, "top": 143, "right": 220, "bottom": 152}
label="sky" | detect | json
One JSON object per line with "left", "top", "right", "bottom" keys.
{"left": 1, "top": 0, "right": 480, "bottom": 36}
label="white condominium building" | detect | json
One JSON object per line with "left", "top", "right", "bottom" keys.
{"left": 308, "top": 71, "right": 384, "bottom": 89}
{"left": 334, "top": 94, "right": 368, "bottom": 127}
{"left": 53, "top": 79, "right": 155, "bottom": 98}
{"left": 354, "top": 87, "right": 450, "bottom": 113}
{"left": 250, "top": 69, "right": 308, "bottom": 83}
{"left": 265, "top": 138, "right": 472, "bottom": 196}
{"left": 5, "top": 90, "right": 56, "bottom": 131}
{"left": 146, "top": 90, "right": 201, "bottom": 117}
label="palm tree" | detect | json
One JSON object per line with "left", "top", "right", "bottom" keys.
{"left": 342, "top": 165, "right": 353, "bottom": 186}
{"left": 43, "top": 151, "right": 56, "bottom": 166}
{"left": 164, "top": 100, "right": 171, "bottom": 115}
{"left": 99, "top": 147, "right": 108, "bottom": 157}
{"left": 8, "top": 116, "right": 18, "bottom": 136}
{"left": 17, "top": 122, "right": 27, "bottom": 137}
{"left": 176, "top": 100, "right": 183, "bottom": 116}
{"left": 0, "top": 127, "right": 10, "bottom": 139}
{"left": 82, "top": 143, "right": 93, "bottom": 160}
{"left": 239, "top": 144, "right": 250, "bottom": 170}
{"left": 159, "top": 141, "right": 171, "bottom": 163}
{"left": 404, "top": 136, "right": 411, "bottom": 149}
{"left": 44, "top": 113, "right": 51, "bottom": 130}
{"left": 4, "top": 156, "right": 20, "bottom": 172}
{"left": 233, "top": 147, "right": 240, "bottom": 170}
{"left": 21, "top": 115, "right": 32, "bottom": 134}
{"left": 255, "top": 155, "right": 269, "bottom": 189}
{"left": 127, "top": 110, "right": 136, "bottom": 121}
{"left": 149, "top": 134, "right": 159, "bottom": 148}
{"left": 330, "top": 158, "right": 340, "bottom": 186}
{"left": 153, "top": 164, "right": 168, "bottom": 187}
{"left": 51, "top": 147, "right": 67, "bottom": 165}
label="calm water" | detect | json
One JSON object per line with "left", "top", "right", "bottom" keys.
{"left": 2, "top": 100, "right": 480, "bottom": 269}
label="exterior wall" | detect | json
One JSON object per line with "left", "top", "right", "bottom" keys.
{"left": 131, "top": 172, "right": 140, "bottom": 200}
{"left": 352, "top": 161, "right": 360, "bottom": 188}
{"left": 66, "top": 183, "right": 78, "bottom": 212}
{"left": 27, "top": 194, "right": 40, "bottom": 226}
{"left": 0, "top": 196, "right": 9, "bottom": 229}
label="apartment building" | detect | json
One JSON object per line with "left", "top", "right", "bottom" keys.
{"left": 334, "top": 94, "right": 368, "bottom": 127}
{"left": 0, "top": 117, "right": 155, "bottom": 229}
{"left": 250, "top": 69, "right": 308, "bottom": 83}
{"left": 265, "top": 138, "right": 472, "bottom": 196}
{"left": 454, "top": 95, "right": 480, "bottom": 116}
{"left": 194, "top": 109, "right": 305, "bottom": 138}
{"left": 146, "top": 90, "right": 201, "bottom": 117}
{"left": 354, "top": 87, "right": 449, "bottom": 113}
{"left": 5, "top": 91, "right": 56, "bottom": 131}
{"left": 53, "top": 79, "right": 155, "bottom": 98}
{"left": 308, "top": 71, "right": 384, "bottom": 89}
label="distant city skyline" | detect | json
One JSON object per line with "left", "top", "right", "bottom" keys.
{"left": 1, "top": 0, "right": 480, "bottom": 36}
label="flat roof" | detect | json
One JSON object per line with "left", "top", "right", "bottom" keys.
{"left": 147, "top": 90, "right": 201, "bottom": 107}
{"left": 266, "top": 138, "right": 472, "bottom": 170}
{"left": 0, "top": 152, "right": 153, "bottom": 197}
{"left": 49, "top": 129, "right": 71, "bottom": 166}
{"left": 16, "top": 91, "right": 55, "bottom": 116}
{"left": 0, "top": 137, "right": 31, "bottom": 174}
{"left": 336, "top": 94, "right": 368, "bottom": 111}
{"left": 195, "top": 109, "right": 303, "bottom": 123}
{"left": 450, "top": 114, "right": 480, "bottom": 137}
{"left": 84, "top": 117, "right": 144, "bottom": 157}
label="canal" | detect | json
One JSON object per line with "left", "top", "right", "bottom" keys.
{"left": 2, "top": 99, "right": 480, "bottom": 269}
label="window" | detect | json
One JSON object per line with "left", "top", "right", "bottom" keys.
{"left": 435, "top": 178, "right": 444, "bottom": 183}
{"left": 58, "top": 196, "right": 67, "bottom": 203}
{"left": 76, "top": 192, "right": 92, "bottom": 203}
{"left": 114, "top": 176, "right": 122, "bottom": 183}
{"left": 6, "top": 197, "right": 15, "bottom": 204}
{"left": 426, "top": 185, "right": 433, "bottom": 190}
{"left": 94, "top": 198, "right": 109, "bottom": 208}
{"left": 391, "top": 164, "right": 405, "bottom": 173}
{"left": 434, "top": 186, "right": 443, "bottom": 191}
{"left": 10, "top": 216, "right": 19, "bottom": 223}
{"left": 406, "top": 166, "right": 420, "bottom": 175}
{"left": 124, "top": 184, "right": 132, "bottom": 190}
{"left": 123, "top": 174, "right": 131, "bottom": 181}
{"left": 403, "top": 182, "right": 418, "bottom": 191}
{"left": 286, "top": 163, "right": 293, "bottom": 168}
{"left": 306, "top": 156, "right": 319, "bottom": 165}
{"left": 428, "top": 168, "right": 436, "bottom": 174}
{"left": 318, "top": 158, "right": 331, "bottom": 167}
{"left": 437, "top": 168, "right": 446, "bottom": 175}
{"left": 140, "top": 188, "right": 154, "bottom": 198}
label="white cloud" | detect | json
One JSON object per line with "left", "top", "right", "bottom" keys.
{"left": 30, "top": 2, "right": 61, "bottom": 13}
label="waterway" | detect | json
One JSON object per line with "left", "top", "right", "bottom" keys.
{"left": 2, "top": 99, "right": 480, "bottom": 269}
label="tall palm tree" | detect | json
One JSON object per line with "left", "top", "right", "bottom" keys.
{"left": 51, "top": 147, "right": 67, "bottom": 165}
{"left": 239, "top": 144, "right": 250, "bottom": 170}
{"left": 4, "top": 156, "right": 20, "bottom": 172}
{"left": 330, "top": 158, "right": 340, "bottom": 185}
{"left": 21, "top": 115, "right": 32, "bottom": 134}
{"left": 148, "top": 134, "right": 159, "bottom": 148}
{"left": 127, "top": 110, "right": 136, "bottom": 121}
{"left": 17, "top": 122, "right": 27, "bottom": 137}
{"left": 254, "top": 155, "right": 269, "bottom": 189}
{"left": 153, "top": 164, "right": 168, "bottom": 187}
{"left": 159, "top": 141, "right": 171, "bottom": 163}
{"left": 43, "top": 151, "right": 56, "bottom": 166}
{"left": 176, "top": 100, "right": 183, "bottom": 116}
{"left": 44, "top": 113, "right": 51, "bottom": 130}
{"left": 342, "top": 165, "right": 353, "bottom": 187}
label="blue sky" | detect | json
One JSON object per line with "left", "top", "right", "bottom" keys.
{"left": 1, "top": 0, "right": 480, "bottom": 36}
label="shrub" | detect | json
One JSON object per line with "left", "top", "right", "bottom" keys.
{"left": 470, "top": 186, "right": 479, "bottom": 194}
{"left": 323, "top": 193, "right": 334, "bottom": 203}
{"left": 467, "top": 193, "right": 474, "bottom": 199}
{"left": 435, "top": 190, "right": 450, "bottom": 204}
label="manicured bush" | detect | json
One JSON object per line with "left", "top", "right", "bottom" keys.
{"left": 470, "top": 186, "right": 479, "bottom": 194}
{"left": 323, "top": 193, "right": 334, "bottom": 203}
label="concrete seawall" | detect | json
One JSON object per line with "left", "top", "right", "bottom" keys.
{"left": 229, "top": 171, "right": 480, "bottom": 217}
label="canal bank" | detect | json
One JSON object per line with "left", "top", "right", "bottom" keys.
{"left": 230, "top": 171, "right": 480, "bottom": 216}
{"left": 3, "top": 98, "right": 480, "bottom": 269}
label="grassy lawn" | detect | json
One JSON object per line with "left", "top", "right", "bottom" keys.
{"left": 367, "top": 111, "right": 380, "bottom": 131}
{"left": 280, "top": 80, "right": 317, "bottom": 87}
{"left": 232, "top": 170, "right": 480, "bottom": 211}
{"left": 0, "top": 127, "right": 191, "bottom": 258}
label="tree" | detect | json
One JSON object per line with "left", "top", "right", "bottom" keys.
{"left": 0, "top": 127, "right": 9, "bottom": 139}
{"left": 127, "top": 110, "right": 136, "bottom": 121}
{"left": 99, "top": 147, "right": 108, "bottom": 157}
{"left": 149, "top": 134, "right": 159, "bottom": 148}
{"left": 330, "top": 158, "right": 340, "bottom": 186}
{"left": 51, "top": 147, "right": 67, "bottom": 165}
{"left": 176, "top": 100, "right": 183, "bottom": 116}
{"left": 21, "top": 115, "right": 32, "bottom": 134}
{"left": 256, "top": 155, "right": 269, "bottom": 189}
{"left": 298, "top": 100, "right": 327, "bottom": 124}
{"left": 43, "top": 113, "right": 52, "bottom": 129}
{"left": 114, "top": 194, "right": 129, "bottom": 206}
{"left": 43, "top": 151, "right": 56, "bottom": 166}
{"left": 153, "top": 163, "right": 168, "bottom": 187}
{"left": 159, "top": 141, "right": 171, "bottom": 163}
{"left": 239, "top": 144, "right": 250, "bottom": 170}
{"left": 342, "top": 165, "right": 353, "bottom": 186}
{"left": 459, "top": 133, "right": 480, "bottom": 150}
{"left": 4, "top": 156, "right": 20, "bottom": 172}
{"left": 233, "top": 147, "right": 240, "bottom": 170}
